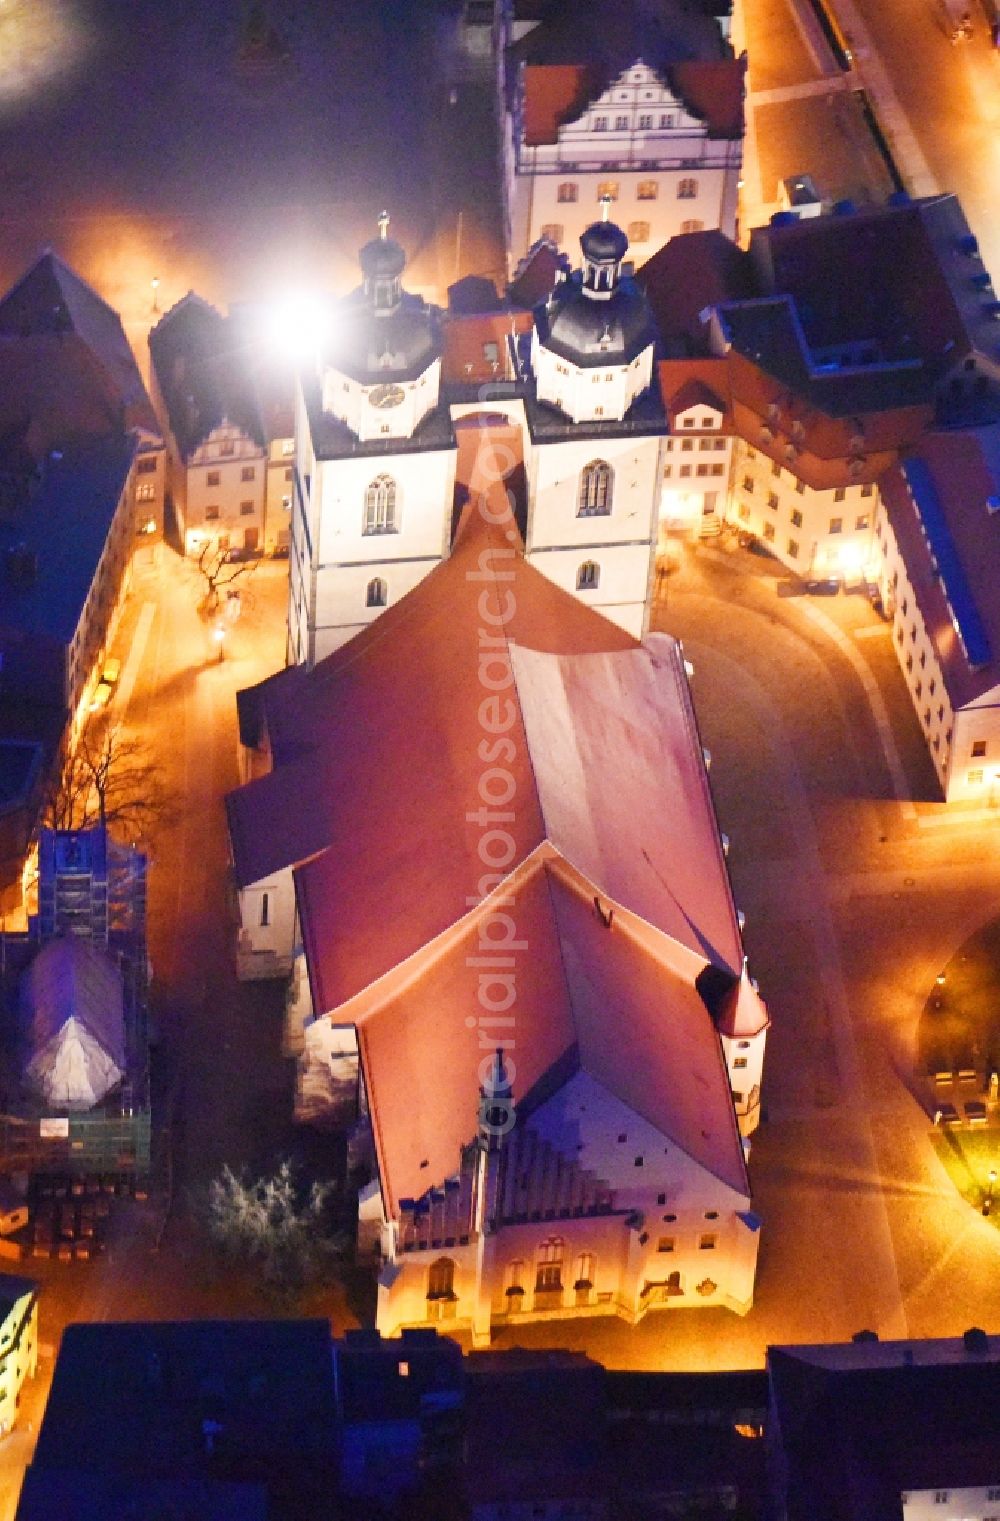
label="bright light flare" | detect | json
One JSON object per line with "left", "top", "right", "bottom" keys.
{"left": 263, "top": 293, "right": 333, "bottom": 364}
{"left": 0, "top": 0, "right": 92, "bottom": 106}
{"left": 838, "top": 542, "right": 866, "bottom": 574}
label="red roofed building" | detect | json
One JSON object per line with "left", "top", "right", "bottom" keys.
{"left": 498, "top": 0, "right": 743, "bottom": 268}
{"left": 227, "top": 423, "right": 768, "bottom": 1342}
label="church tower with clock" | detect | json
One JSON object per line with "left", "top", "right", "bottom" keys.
{"left": 288, "top": 214, "right": 458, "bottom": 664}
{"left": 290, "top": 208, "right": 665, "bottom": 664}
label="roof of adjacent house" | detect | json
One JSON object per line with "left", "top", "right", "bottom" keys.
{"left": 0, "top": 252, "right": 160, "bottom": 443}
{"left": 519, "top": 57, "right": 743, "bottom": 143}
{"left": 442, "top": 309, "right": 532, "bottom": 385}
{"left": 879, "top": 429, "right": 1000, "bottom": 708}
{"left": 19, "top": 936, "right": 126, "bottom": 1071}
{"left": 148, "top": 294, "right": 267, "bottom": 462}
{"left": 658, "top": 359, "right": 732, "bottom": 423}
{"left": 0, "top": 434, "right": 136, "bottom": 645}
{"left": 333, "top": 1328, "right": 464, "bottom": 1422}
{"left": 0, "top": 1272, "right": 37, "bottom": 1320}
{"left": 746, "top": 196, "right": 1000, "bottom": 420}
{"left": 464, "top": 1352, "right": 608, "bottom": 1503}
{"left": 769, "top": 1337, "right": 1000, "bottom": 1521}
{"left": 14, "top": 1470, "right": 266, "bottom": 1521}
{"left": 32, "top": 1320, "right": 337, "bottom": 1521}
{"left": 507, "top": 239, "right": 572, "bottom": 310}
{"left": 639, "top": 231, "right": 754, "bottom": 357}
{"left": 509, "top": 0, "right": 728, "bottom": 71}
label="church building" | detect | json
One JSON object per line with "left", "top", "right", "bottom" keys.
{"left": 289, "top": 209, "right": 667, "bottom": 663}
{"left": 227, "top": 429, "right": 768, "bottom": 1343}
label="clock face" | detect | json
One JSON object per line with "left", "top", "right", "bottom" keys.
{"left": 369, "top": 383, "right": 405, "bottom": 409}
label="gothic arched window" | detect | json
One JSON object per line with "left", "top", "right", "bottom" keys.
{"left": 363, "top": 474, "right": 398, "bottom": 535}
{"left": 366, "top": 577, "right": 387, "bottom": 608}
{"left": 577, "top": 560, "right": 600, "bottom": 590}
{"left": 535, "top": 1236, "right": 564, "bottom": 1291}
{"left": 578, "top": 460, "right": 613, "bottom": 517}
{"left": 427, "top": 1257, "right": 455, "bottom": 1300}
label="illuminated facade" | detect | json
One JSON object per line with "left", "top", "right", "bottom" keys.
{"left": 289, "top": 214, "right": 667, "bottom": 662}
{"left": 498, "top": 0, "right": 743, "bottom": 268}
{"left": 149, "top": 293, "right": 272, "bottom": 558}
{"left": 229, "top": 450, "right": 768, "bottom": 1343}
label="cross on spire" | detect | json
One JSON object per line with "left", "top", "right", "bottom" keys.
{"left": 600, "top": 193, "right": 613, "bottom": 222}
{"left": 378, "top": 209, "right": 390, "bottom": 240}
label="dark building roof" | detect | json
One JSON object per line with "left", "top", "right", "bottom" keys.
{"left": 769, "top": 1337, "right": 1000, "bottom": 1521}
{"left": 149, "top": 294, "right": 267, "bottom": 462}
{"left": 0, "top": 434, "right": 136, "bottom": 645}
{"left": 0, "top": 252, "right": 160, "bottom": 442}
{"left": 746, "top": 194, "right": 1000, "bottom": 423}
{"left": 465, "top": 1353, "right": 608, "bottom": 1505}
{"left": 15, "top": 1470, "right": 266, "bottom": 1521}
{"left": 534, "top": 267, "right": 657, "bottom": 368}
{"left": 325, "top": 287, "right": 442, "bottom": 387}
{"left": 507, "top": 238, "right": 572, "bottom": 310}
{"left": 0, "top": 1272, "right": 37, "bottom": 1320}
{"left": 509, "top": 0, "right": 730, "bottom": 75}
{"left": 638, "top": 230, "right": 755, "bottom": 357}
{"left": 333, "top": 1328, "right": 464, "bottom": 1423}
{"left": 31, "top": 1320, "right": 338, "bottom": 1521}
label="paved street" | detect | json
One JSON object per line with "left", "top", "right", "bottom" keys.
{"left": 487, "top": 540, "right": 1000, "bottom": 1367}
{"left": 740, "top": 0, "right": 1000, "bottom": 277}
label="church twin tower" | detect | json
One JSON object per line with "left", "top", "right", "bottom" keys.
{"left": 288, "top": 208, "right": 666, "bottom": 666}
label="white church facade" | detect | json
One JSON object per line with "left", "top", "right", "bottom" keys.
{"left": 288, "top": 211, "right": 669, "bottom": 664}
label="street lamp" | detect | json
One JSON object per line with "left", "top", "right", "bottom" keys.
{"left": 213, "top": 625, "right": 226, "bottom": 663}
{"left": 151, "top": 276, "right": 160, "bottom": 314}
{"left": 983, "top": 1168, "right": 997, "bottom": 1217}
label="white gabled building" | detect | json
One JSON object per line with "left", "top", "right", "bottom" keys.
{"left": 149, "top": 294, "right": 270, "bottom": 558}
{"left": 498, "top": 0, "right": 744, "bottom": 269}
{"left": 227, "top": 449, "right": 768, "bottom": 1343}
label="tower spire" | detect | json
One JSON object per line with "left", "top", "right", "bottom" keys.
{"left": 378, "top": 209, "right": 390, "bottom": 241}
{"left": 600, "top": 193, "right": 612, "bottom": 223}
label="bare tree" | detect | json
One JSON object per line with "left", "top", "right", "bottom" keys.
{"left": 45, "top": 723, "right": 177, "bottom": 840}
{"left": 205, "top": 1161, "right": 344, "bottom": 1299}
{"left": 196, "top": 540, "right": 260, "bottom": 615}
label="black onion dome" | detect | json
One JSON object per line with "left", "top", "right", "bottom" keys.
{"left": 534, "top": 272, "right": 657, "bottom": 369}
{"left": 327, "top": 289, "right": 442, "bottom": 384}
{"left": 359, "top": 235, "right": 407, "bottom": 282}
{"left": 580, "top": 219, "right": 629, "bottom": 264}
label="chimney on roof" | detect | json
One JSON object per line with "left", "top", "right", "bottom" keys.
{"left": 963, "top": 1327, "right": 989, "bottom": 1354}
{"left": 852, "top": 1329, "right": 879, "bottom": 1344}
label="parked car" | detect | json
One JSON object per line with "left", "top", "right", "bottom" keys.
{"left": 101, "top": 656, "right": 121, "bottom": 686}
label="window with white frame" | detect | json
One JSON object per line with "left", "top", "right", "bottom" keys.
{"left": 363, "top": 474, "right": 398, "bottom": 534}
{"left": 535, "top": 1237, "right": 564, "bottom": 1291}
{"left": 578, "top": 460, "right": 613, "bottom": 516}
